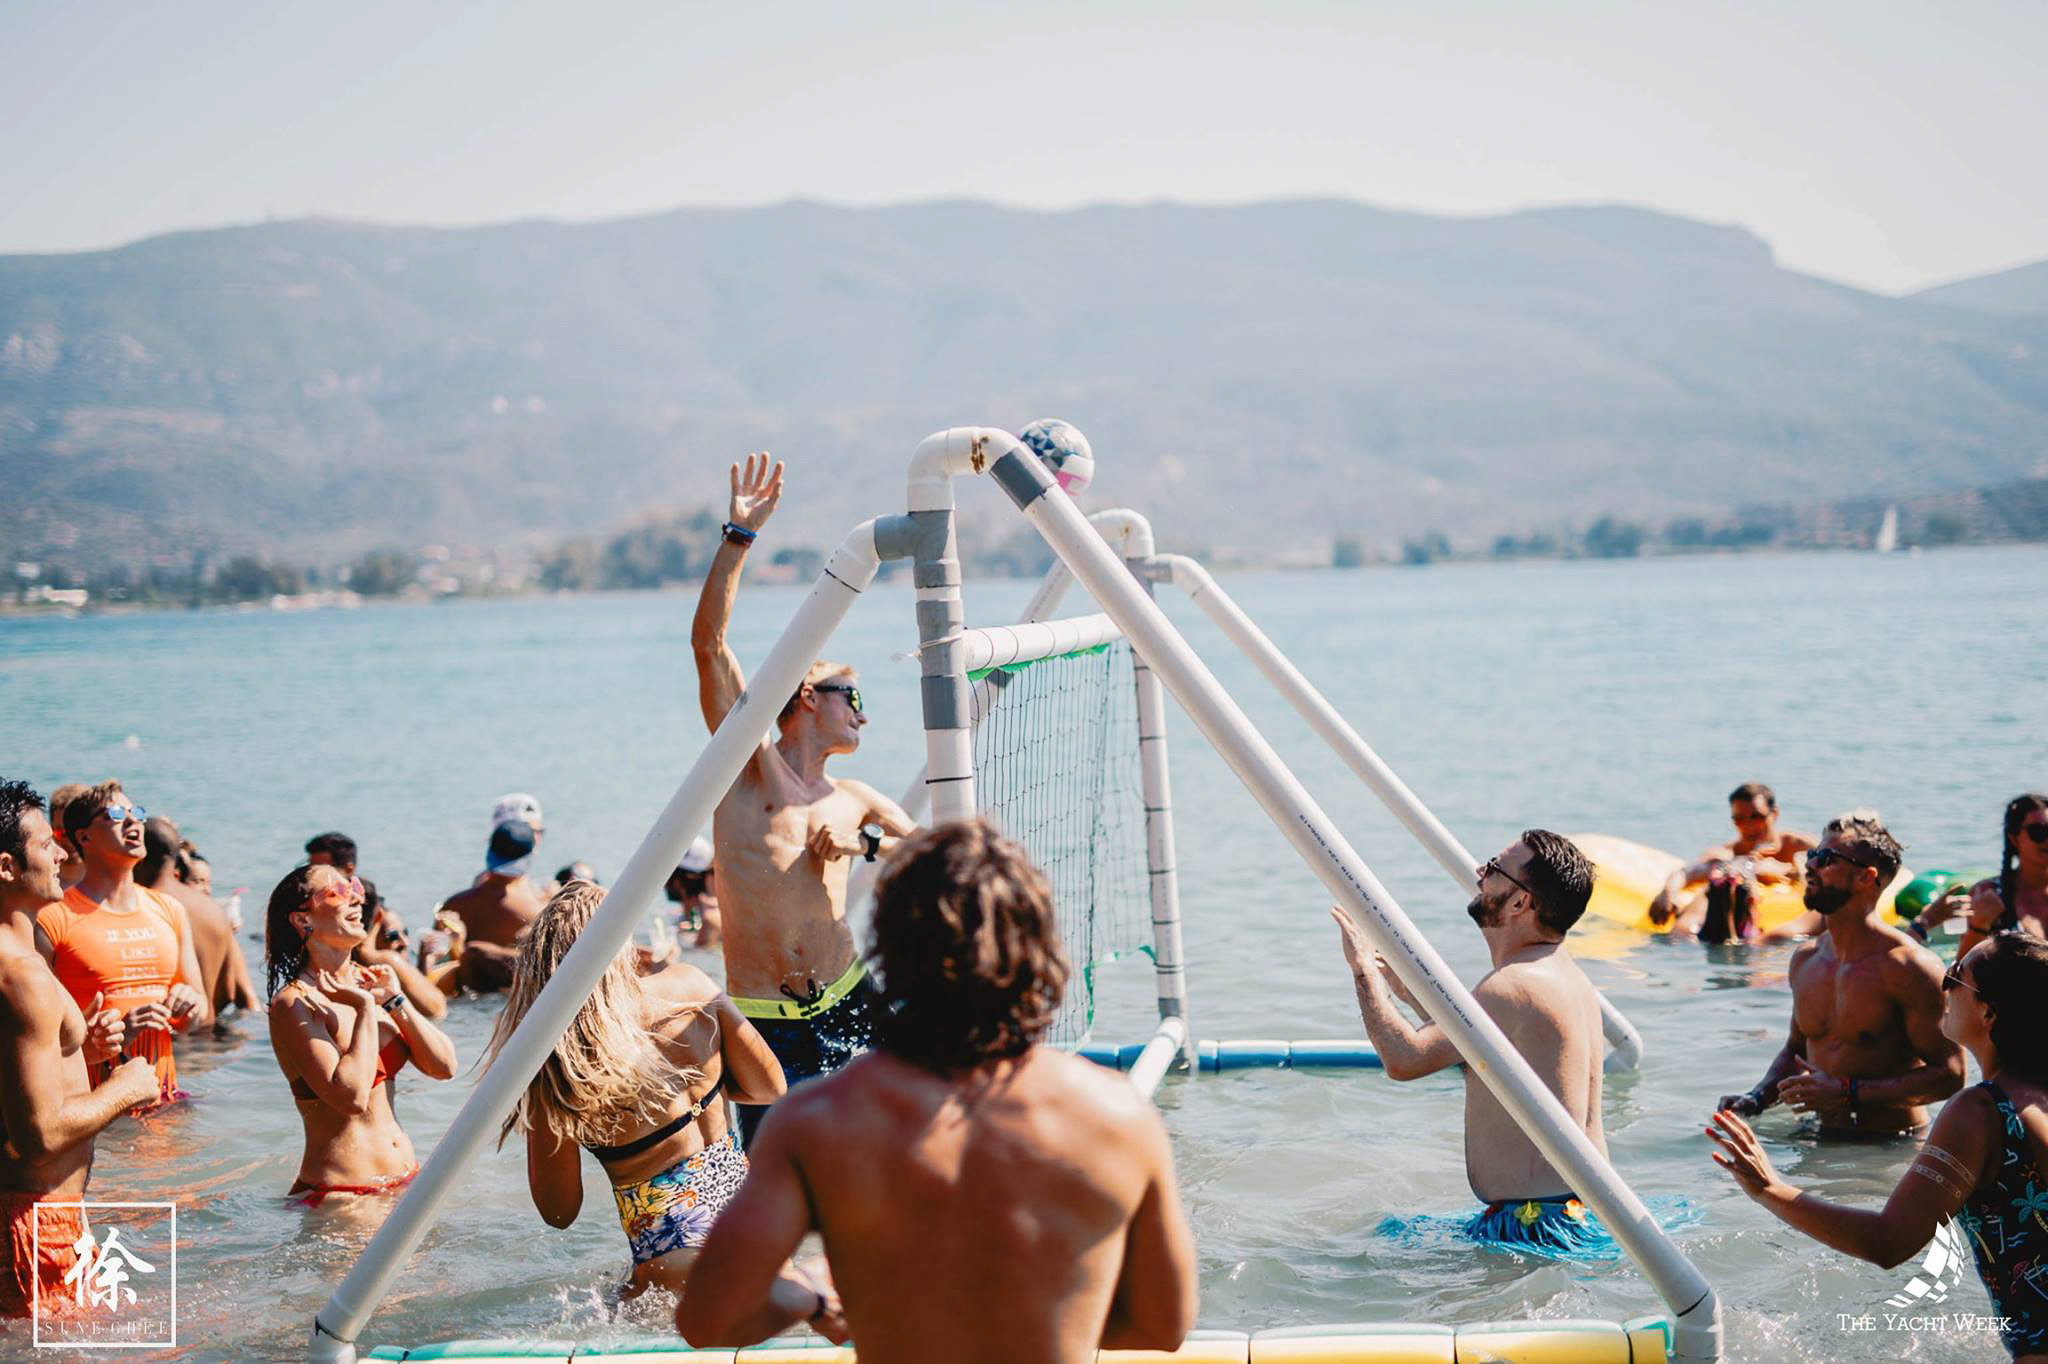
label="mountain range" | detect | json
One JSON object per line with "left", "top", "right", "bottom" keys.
{"left": 4, "top": 199, "right": 2046, "bottom": 567}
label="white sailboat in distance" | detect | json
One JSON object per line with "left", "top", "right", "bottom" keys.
{"left": 1876, "top": 504, "right": 1900, "bottom": 553}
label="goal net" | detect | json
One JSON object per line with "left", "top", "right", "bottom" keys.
{"left": 969, "top": 637, "right": 1153, "bottom": 1045}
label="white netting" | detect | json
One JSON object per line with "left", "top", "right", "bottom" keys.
{"left": 970, "top": 639, "right": 1152, "bottom": 1044}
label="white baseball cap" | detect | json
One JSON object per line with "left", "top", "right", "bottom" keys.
{"left": 492, "top": 792, "right": 543, "bottom": 831}
{"left": 678, "top": 836, "right": 714, "bottom": 875}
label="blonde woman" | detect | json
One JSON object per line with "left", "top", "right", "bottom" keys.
{"left": 485, "top": 882, "right": 834, "bottom": 1326}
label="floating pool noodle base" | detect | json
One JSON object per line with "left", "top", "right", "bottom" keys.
{"left": 312, "top": 426, "right": 1721, "bottom": 1362}
{"left": 364, "top": 1315, "right": 1679, "bottom": 1361}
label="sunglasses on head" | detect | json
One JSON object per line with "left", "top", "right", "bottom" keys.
{"left": 2019, "top": 823, "right": 2048, "bottom": 847}
{"left": 814, "top": 682, "right": 863, "bottom": 714}
{"left": 1805, "top": 846, "right": 1871, "bottom": 872}
{"left": 98, "top": 804, "right": 147, "bottom": 825}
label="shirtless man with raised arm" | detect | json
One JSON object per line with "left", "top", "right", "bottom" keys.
{"left": 1332, "top": 830, "right": 1613, "bottom": 1254}
{"left": 1716, "top": 811, "right": 1963, "bottom": 1136}
{"left": 691, "top": 453, "right": 918, "bottom": 1146}
{"left": 0, "top": 781, "right": 157, "bottom": 1320}
{"left": 677, "top": 820, "right": 1197, "bottom": 1359}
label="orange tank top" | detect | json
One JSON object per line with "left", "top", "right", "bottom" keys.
{"left": 37, "top": 886, "right": 189, "bottom": 1101}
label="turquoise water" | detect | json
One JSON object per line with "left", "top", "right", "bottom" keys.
{"left": 4, "top": 545, "right": 2045, "bottom": 1362}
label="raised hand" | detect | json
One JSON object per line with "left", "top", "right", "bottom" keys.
{"left": 1707, "top": 1109, "right": 1788, "bottom": 1199}
{"left": 1329, "top": 906, "right": 1375, "bottom": 980}
{"left": 728, "top": 451, "right": 785, "bottom": 533}
{"left": 1917, "top": 883, "right": 1972, "bottom": 929}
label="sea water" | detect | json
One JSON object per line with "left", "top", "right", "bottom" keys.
{"left": 4, "top": 545, "right": 2045, "bottom": 1362}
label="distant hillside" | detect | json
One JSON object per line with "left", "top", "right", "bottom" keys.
{"left": 4, "top": 200, "right": 2048, "bottom": 569}
{"left": 1915, "top": 260, "right": 2048, "bottom": 317}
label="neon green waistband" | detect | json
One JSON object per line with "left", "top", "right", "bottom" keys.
{"left": 732, "top": 958, "right": 867, "bottom": 1020}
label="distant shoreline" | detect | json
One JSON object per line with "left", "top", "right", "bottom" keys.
{"left": 8, "top": 539, "right": 2043, "bottom": 623}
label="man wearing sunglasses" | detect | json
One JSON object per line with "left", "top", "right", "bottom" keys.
{"left": 691, "top": 453, "right": 919, "bottom": 1147}
{"left": 1331, "top": 831, "right": 1615, "bottom": 1255}
{"left": 1648, "top": 782, "right": 1818, "bottom": 940}
{"left": 34, "top": 781, "right": 210, "bottom": 1106}
{"left": 1715, "top": 812, "right": 1962, "bottom": 1136}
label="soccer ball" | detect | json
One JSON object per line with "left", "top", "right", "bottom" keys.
{"left": 1018, "top": 418, "right": 1094, "bottom": 494}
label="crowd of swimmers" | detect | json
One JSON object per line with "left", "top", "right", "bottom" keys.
{"left": 3, "top": 455, "right": 2046, "bottom": 1359}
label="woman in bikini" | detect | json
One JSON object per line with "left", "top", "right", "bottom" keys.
{"left": 1710, "top": 930, "right": 2048, "bottom": 1361}
{"left": 265, "top": 863, "right": 458, "bottom": 1206}
{"left": 484, "top": 881, "right": 835, "bottom": 1328}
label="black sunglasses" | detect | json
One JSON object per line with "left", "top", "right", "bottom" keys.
{"left": 1480, "top": 856, "right": 1534, "bottom": 898}
{"left": 813, "top": 682, "right": 863, "bottom": 714}
{"left": 1805, "top": 846, "right": 1872, "bottom": 872}
{"left": 2019, "top": 823, "right": 2048, "bottom": 847}
{"left": 1942, "top": 959, "right": 1978, "bottom": 996}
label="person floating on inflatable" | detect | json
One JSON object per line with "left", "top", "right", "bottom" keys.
{"left": 1649, "top": 782, "right": 1817, "bottom": 943}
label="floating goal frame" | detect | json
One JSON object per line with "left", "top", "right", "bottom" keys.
{"left": 309, "top": 426, "right": 1720, "bottom": 1363}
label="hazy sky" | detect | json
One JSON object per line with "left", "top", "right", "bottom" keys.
{"left": 5, "top": 1, "right": 2043, "bottom": 294}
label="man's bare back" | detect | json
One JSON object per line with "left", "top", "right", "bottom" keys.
{"left": 743, "top": 1049, "right": 1194, "bottom": 1362}
{"left": 1462, "top": 948, "right": 1606, "bottom": 1202}
{"left": 444, "top": 875, "right": 541, "bottom": 992}
{"left": 676, "top": 820, "right": 1196, "bottom": 1358}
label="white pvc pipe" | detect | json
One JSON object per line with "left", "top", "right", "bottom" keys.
{"left": 1159, "top": 553, "right": 1646, "bottom": 1075}
{"left": 960, "top": 612, "right": 1122, "bottom": 674}
{"left": 982, "top": 444, "right": 1719, "bottom": 1362}
{"left": 1128, "top": 1016, "right": 1188, "bottom": 1100}
{"left": 855, "top": 508, "right": 1136, "bottom": 911}
{"left": 307, "top": 520, "right": 890, "bottom": 1362}
{"left": 1125, "top": 529, "right": 1194, "bottom": 1068}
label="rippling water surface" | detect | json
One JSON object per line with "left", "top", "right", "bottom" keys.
{"left": 5, "top": 545, "right": 2046, "bottom": 1361}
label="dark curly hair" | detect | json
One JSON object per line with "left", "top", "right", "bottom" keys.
{"left": 1970, "top": 931, "right": 2048, "bottom": 1084}
{"left": 0, "top": 779, "right": 45, "bottom": 866}
{"left": 264, "top": 864, "right": 325, "bottom": 1001}
{"left": 867, "top": 819, "right": 1069, "bottom": 1073}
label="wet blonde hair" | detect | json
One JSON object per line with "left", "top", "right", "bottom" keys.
{"left": 484, "top": 881, "right": 704, "bottom": 1149}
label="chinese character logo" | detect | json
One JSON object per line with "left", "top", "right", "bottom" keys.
{"left": 32, "top": 1201, "right": 176, "bottom": 1349}
{"left": 64, "top": 1226, "right": 156, "bottom": 1311}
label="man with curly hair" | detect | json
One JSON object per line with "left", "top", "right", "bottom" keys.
{"left": 677, "top": 819, "right": 1197, "bottom": 1360}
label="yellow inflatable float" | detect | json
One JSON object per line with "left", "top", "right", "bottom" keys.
{"left": 1572, "top": 833, "right": 1905, "bottom": 935}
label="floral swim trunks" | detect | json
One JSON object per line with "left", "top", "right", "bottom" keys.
{"left": 610, "top": 1131, "right": 749, "bottom": 1264}
{"left": 1464, "top": 1193, "right": 1615, "bottom": 1259}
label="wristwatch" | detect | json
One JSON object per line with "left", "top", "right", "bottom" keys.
{"left": 860, "top": 823, "right": 884, "bottom": 862}
{"left": 383, "top": 993, "right": 409, "bottom": 1015}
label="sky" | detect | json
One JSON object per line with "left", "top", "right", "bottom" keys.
{"left": 4, "top": 0, "right": 2044, "bottom": 295}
